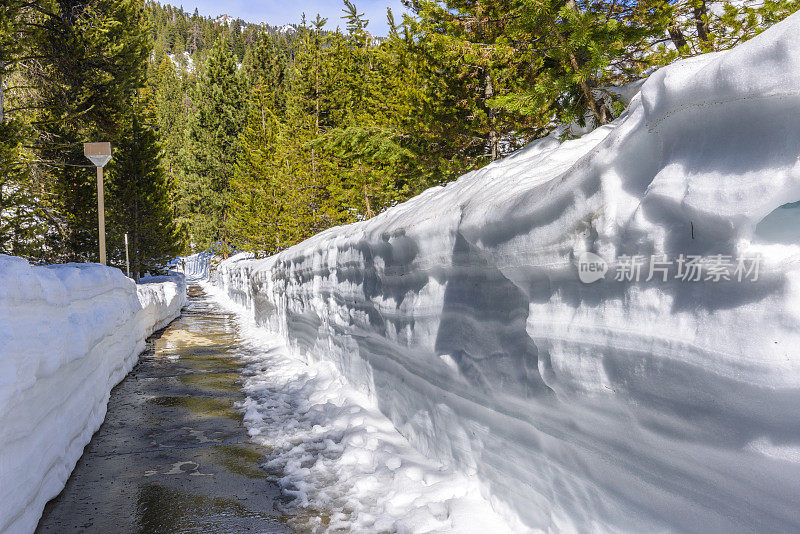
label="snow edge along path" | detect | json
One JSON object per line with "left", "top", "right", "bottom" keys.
{"left": 199, "top": 279, "right": 518, "bottom": 533}
{"left": 0, "top": 255, "right": 187, "bottom": 534}
{"left": 201, "top": 12, "right": 800, "bottom": 533}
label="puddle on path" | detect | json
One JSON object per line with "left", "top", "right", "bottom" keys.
{"left": 147, "top": 395, "right": 242, "bottom": 420}
{"left": 35, "top": 287, "right": 301, "bottom": 534}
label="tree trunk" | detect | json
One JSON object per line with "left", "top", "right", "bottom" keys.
{"left": 485, "top": 71, "right": 499, "bottom": 161}
{"left": 313, "top": 49, "right": 320, "bottom": 180}
{"left": 0, "top": 60, "right": 5, "bottom": 122}
{"left": 0, "top": 185, "right": 5, "bottom": 254}
{"left": 562, "top": 0, "right": 608, "bottom": 126}
{"left": 260, "top": 90, "right": 267, "bottom": 137}
{"left": 364, "top": 183, "right": 374, "bottom": 219}
{"left": 694, "top": 1, "right": 710, "bottom": 42}
{"left": 569, "top": 51, "right": 606, "bottom": 125}
{"left": 661, "top": 0, "right": 689, "bottom": 53}
{"left": 133, "top": 199, "right": 139, "bottom": 280}
{"left": 315, "top": 50, "right": 320, "bottom": 134}
{"left": 12, "top": 205, "right": 21, "bottom": 256}
{"left": 668, "top": 24, "right": 689, "bottom": 52}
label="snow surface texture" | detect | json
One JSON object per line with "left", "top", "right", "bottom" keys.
{"left": 207, "top": 13, "right": 800, "bottom": 533}
{"left": 0, "top": 255, "right": 186, "bottom": 534}
{"left": 183, "top": 251, "right": 213, "bottom": 280}
{"left": 201, "top": 281, "right": 516, "bottom": 533}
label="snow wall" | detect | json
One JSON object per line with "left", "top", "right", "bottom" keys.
{"left": 183, "top": 251, "right": 213, "bottom": 279}
{"left": 210, "top": 14, "right": 800, "bottom": 533}
{"left": 0, "top": 255, "right": 187, "bottom": 534}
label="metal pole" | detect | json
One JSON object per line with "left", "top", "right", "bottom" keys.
{"left": 1, "top": 60, "right": 5, "bottom": 122}
{"left": 124, "top": 233, "right": 130, "bottom": 277}
{"left": 97, "top": 165, "right": 106, "bottom": 265}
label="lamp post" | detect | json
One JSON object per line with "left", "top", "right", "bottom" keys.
{"left": 124, "top": 233, "right": 130, "bottom": 278}
{"left": 84, "top": 142, "right": 112, "bottom": 265}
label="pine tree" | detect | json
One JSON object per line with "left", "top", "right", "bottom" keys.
{"left": 652, "top": 0, "right": 800, "bottom": 62}
{"left": 36, "top": 0, "right": 796, "bottom": 265}
{"left": 228, "top": 85, "right": 290, "bottom": 253}
{"left": 403, "top": 0, "right": 527, "bottom": 161}
{"left": 280, "top": 15, "right": 342, "bottom": 233}
{"left": 151, "top": 57, "right": 188, "bottom": 223}
{"left": 107, "top": 98, "right": 182, "bottom": 277}
{"left": 0, "top": 1, "right": 33, "bottom": 254}
{"left": 490, "top": 0, "right": 660, "bottom": 131}
{"left": 181, "top": 35, "right": 246, "bottom": 252}
{"left": 26, "top": 0, "right": 152, "bottom": 262}
{"left": 243, "top": 33, "right": 289, "bottom": 113}
{"left": 0, "top": 118, "right": 43, "bottom": 257}
{"left": 308, "top": 3, "right": 411, "bottom": 220}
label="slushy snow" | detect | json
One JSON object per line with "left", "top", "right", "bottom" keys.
{"left": 202, "top": 11, "right": 800, "bottom": 533}
{"left": 203, "top": 282, "right": 517, "bottom": 532}
{"left": 0, "top": 256, "right": 186, "bottom": 534}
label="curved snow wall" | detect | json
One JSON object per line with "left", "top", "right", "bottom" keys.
{"left": 213, "top": 14, "right": 800, "bottom": 533}
{"left": 183, "top": 251, "right": 213, "bottom": 280}
{"left": 0, "top": 255, "right": 186, "bottom": 534}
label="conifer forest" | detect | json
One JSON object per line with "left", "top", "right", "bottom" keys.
{"left": 1, "top": 0, "right": 797, "bottom": 274}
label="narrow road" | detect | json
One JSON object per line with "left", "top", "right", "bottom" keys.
{"left": 36, "top": 286, "right": 292, "bottom": 534}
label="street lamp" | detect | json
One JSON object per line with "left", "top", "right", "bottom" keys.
{"left": 84, "top": 142, "right": 112, "bottom": 265}
{"left": 124, "top": 233, "right": 130, "bottom": 278}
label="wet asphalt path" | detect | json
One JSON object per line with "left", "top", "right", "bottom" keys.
{"left": 36, "top": 286, "right": 292, "bottom": 534}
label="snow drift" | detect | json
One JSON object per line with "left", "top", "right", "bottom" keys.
{"left": 183, "top": 251, "right": 213, "bottom": 279}
{"left": 203, "top": 284, "right": 517, "bottom": 533}
{"left": 0, "top": 256, "right": 186, "bottom": 534}
{"left": 209, "top": 13, "right": 800, "bottom": 533}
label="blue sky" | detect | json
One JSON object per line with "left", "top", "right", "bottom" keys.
{"left": 177, "top": 0, "right": 409, "bottom": 36}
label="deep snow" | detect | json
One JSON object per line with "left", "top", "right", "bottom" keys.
{"left": 205, "top": 13, "right": 800, "bottom": 533}
{"left": 201, "top": 280, "right": 517, "bottom": 532}
{"left": 0, "top": 256, "right": 186, "bottom": 534}
{"left": 183, "top": 251, "right": 213, "bottom": 280}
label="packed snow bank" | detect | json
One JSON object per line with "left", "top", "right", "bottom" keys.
{"left": 137, "top": 274, "right": 187, "bottom": 331}
{"left": 182, "top": 252, "right": 213, "bottom": 279}
{"left": 205, "top": 284, "right": 517, "bottom": 532}
{"left": 0, "top": 255, "right": 186, "bottom": 534}
{"left": 210, "top": 13, "right": 800, "bottom": 533}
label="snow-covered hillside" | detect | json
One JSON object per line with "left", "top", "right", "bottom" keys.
{"left": 207, "top": 12, "right": 800, "bottom": 533}
{"left": 0, "top": 256, "right": 186, "bottom": 534}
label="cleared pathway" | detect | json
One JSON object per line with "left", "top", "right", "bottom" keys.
{"left": 36, "top": 286, "right": 291, "bottom": 534}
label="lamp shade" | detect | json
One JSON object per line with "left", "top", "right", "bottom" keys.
{"left": 84, "top": 142, "right": 112, "bottom": 167}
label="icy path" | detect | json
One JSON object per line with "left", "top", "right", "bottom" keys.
{"left": 204, "top": 282, "right": 518, "bottom": 533}
{"left": 34, "top": 285, "right": 513, "bottom": 533}
{"left": 35, "top": 287, "right": 291, "bottom": 533}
